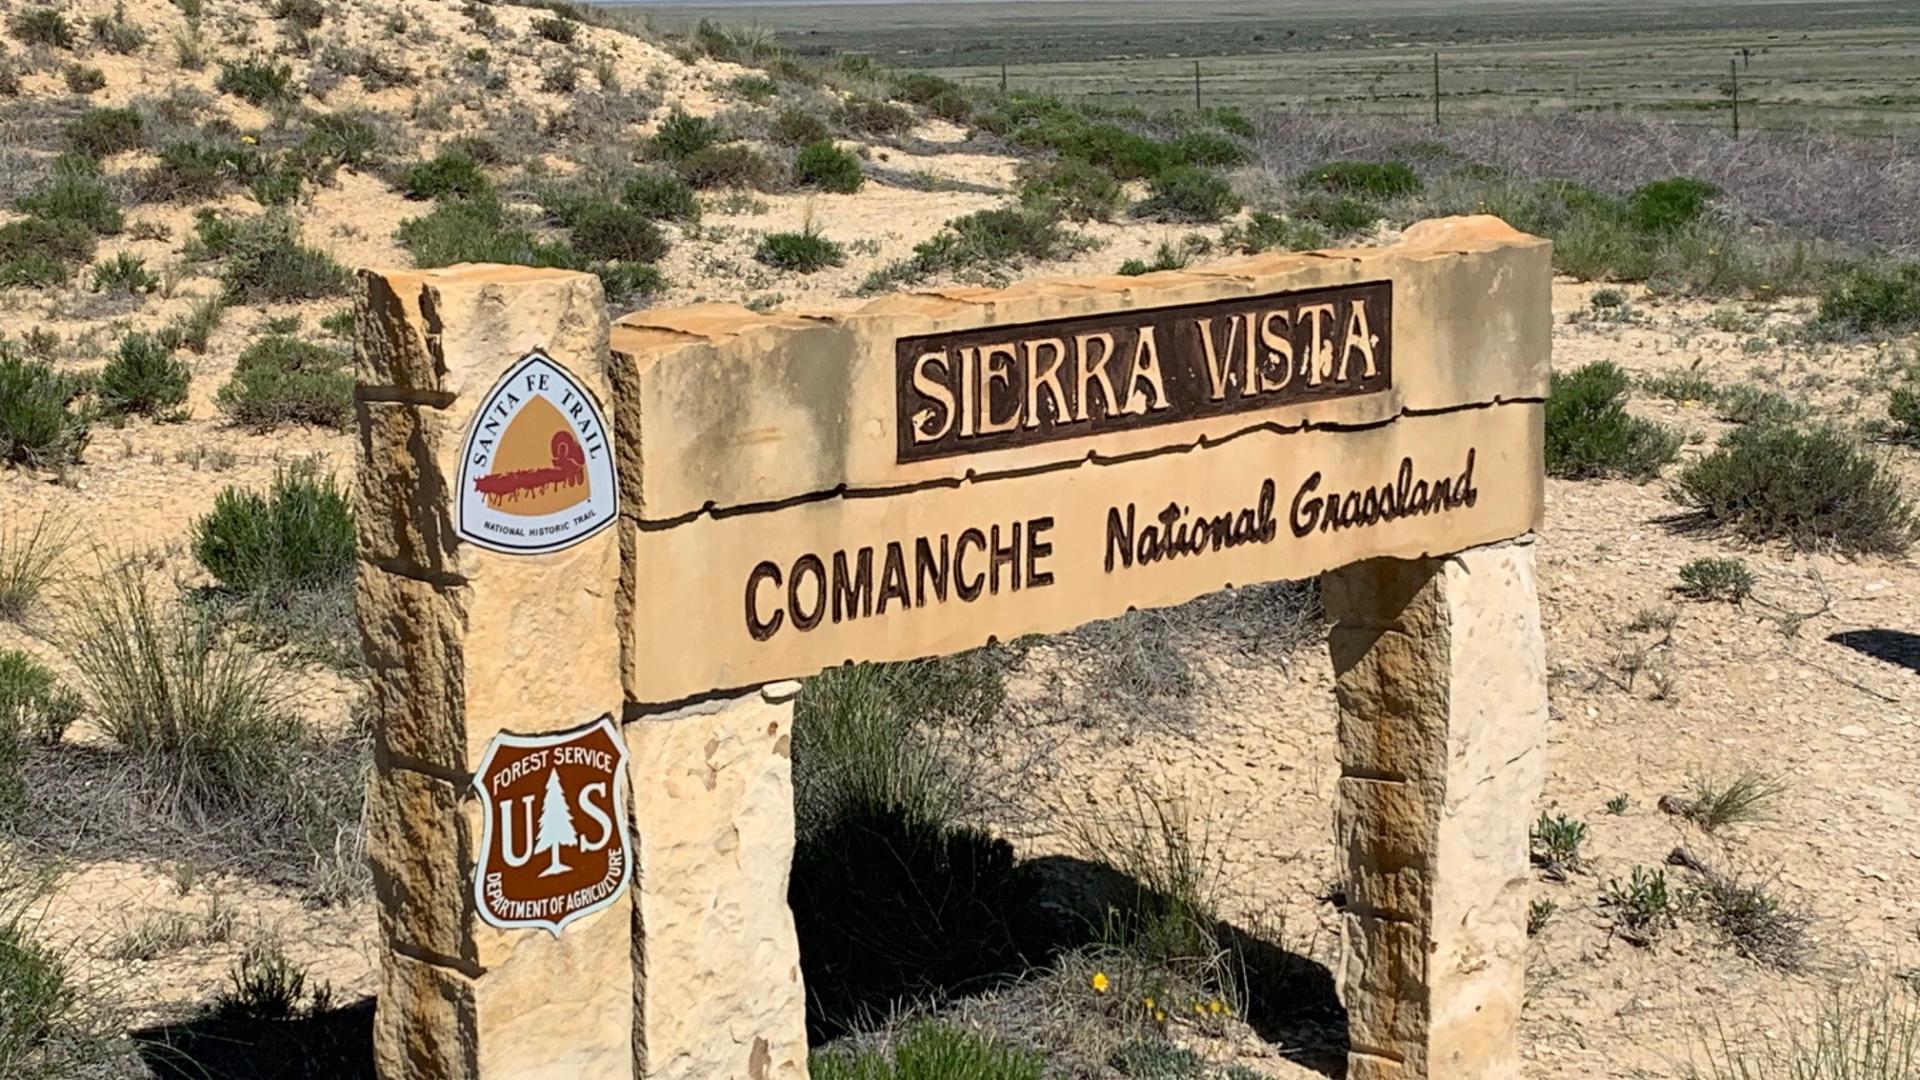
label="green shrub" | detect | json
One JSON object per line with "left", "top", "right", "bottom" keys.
{"left": 1134, "top": 165, "right": 1239, "bottom": 223}
{"left": 1169, "top": 129, "right": 1248, "bottom": 168}
{"left": 1675, "top": 424, "right": 1915, "bottom": 554}
{"left": 216, "top": 57, "right": 295, "bottom": 106}
{"left": 63, "top": 64, "right": 105, "bottom": 95}
{"left": 1888, "top": 381, "right": 1920, "bottom": 443}
{"left": 622, "top": 170, "right": 700, "bottom": 222}
{"left": 90, "top": 252, "right": 157, "bottom": 294}
{"left": 648, "top": 109, "right": 725, "bottom": 162}
{"left": 1676, "top": 557, "right": 1754, "bottom": 603}
{"left": 1601, "top": 867, "right": 1677, "bottom": 943}
{"left": 837, "top": 96, "right": 915, "bottom": 136}
{"left": 909, "top": 206, "right": 1082, "bottom": 276}
{"left": 756, "top": 228, "right": 844, "bottom": 273}
{"left": 1108, "top": 1038, "right": 1208, "bottom": 1079}
{"left": 217, "top": 336, "right": 352, "bottom": 431}
{"left": 1300, "top": 160, "right": 1421, "bottom": 199}
{"left": 1021, "top": 120, "right": 1169, "bottom": 181}
{"left": 65, "top": 563, "right": 299, "bottom": 821}
{"left": 792, "top": 140, "right": 862, "bottom": 194}
{"left": 400, "top": 150, "right": 489, "bottom": 200}
{"left": 0, "top": 353, "right": 89, "bottom": 467}
{"left": 397, "top": 196, "right": 651, "bottom": 299}
{"left": 1530, "top": 812, "right": 1588, "bottom": 873}
{"left": 1118, "top": 241, "right": 1188, "bottom": 277}
{"left": 298, "top": 111, "right": 381, "bottom": 171}
{"left": 1627, "top": 176, "right": 1721, "bottom": 235}
{"left": 727, "top": 74, "right": 777, "bottom": 103}
{"left": 1200, "top": 105, "right": 1256, "bottom": 138}
{"left": 161, "top": 296, "right": 227, "bottom": 355}
{"left": 0, "top": 918, "right": 85, "bottom": 1076}
{"left": 272, "top": 0, "right": 326, "bottom": 29}
{"left": 1545, "top": 361, "right": 1680, "bottom": 481}
{"left": 1640, "top": 369, "right": 1716, "bottom": 403}
{"left": 532, "top": 15, "right": 576, "bottom": 44}
{"left": 17, "top": 156, "right": 122, "bottom": 235}
{"left": 894, "top": 73, "right": 971, "bottom": 123}
{"left": 1292, "top": 193, "right": 1379, "bottom": 236}
{"left": 146, "top": 138, "right": 257, "bottom": 202}
{"left": 811, "top": 1022, "right": 1043, "bottom": 1080}
{"left": 568, "top": 203, "right": 667, "bottom": 262}
{"left": 201, "top": 212, "right": 349, "bottom": 302}
{"left": 1017, "top": 157, "right": 1124, "bottom": 222}
{"left": 1815, "top": 262, "right": 1920, "bottom": 334}
{"left": 1714, "top": 384, "right": 1807, "bottom": 426}
{"left": 677, "top": 144, "right": 777, "bottom": 191}
{"left": 1223, "top": 209, "right": 1327, "bottom": 254}
{"left": 97, "top": 333, "right": 189, "bottom": 419}
{"left": 194, "top": 465, "right": 354, "bottom": 594}
{"left": 0, "top": 215, "right": 95, "bottom": 272}
{"left": 1, "top": 649, "right": 82, "bottom": 748}
{"left": 8, "top": 8, "right": 74, "bottom": 49}
{"left": 770, "top": 109, "right": 831, "bottom": 148}
{"left": 66, "top": 106, "right": 142, "bottom": 158}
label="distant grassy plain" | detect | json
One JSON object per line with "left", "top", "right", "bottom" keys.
{"left": 625, "top": 0, "right": 1920, "bottom": 135}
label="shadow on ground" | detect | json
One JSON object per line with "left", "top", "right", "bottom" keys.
{"left": 133, "top": 998, "right": 376, "bottom": 1080}
{"left": 1829, "top": 628, "right": 1920, "bottom": 675}
{"left": 790, "top": 811, "right": 1348, "bottom": 1075}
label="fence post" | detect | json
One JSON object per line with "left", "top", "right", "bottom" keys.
{"left": 1194, "top": 60, "right": 1202, "bottom": 112}
{"left": 1432, "top": 52, "right": 1441, "bottom": 126}
{"left": 999, "top": 61, "right": 1007, "bottom": 95}
{"left": 1730, "top": 57, "right": 1740, "bottom": 138}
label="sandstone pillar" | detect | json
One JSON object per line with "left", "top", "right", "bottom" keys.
{"left": 624, "top": 684, "right": 809, "bottom": 1080}
{"left": 1321, "top": 538, "right": 1546, "bottom": 1080}
{"left": 356, "top": 266, "right": 633, "bottom": 1080}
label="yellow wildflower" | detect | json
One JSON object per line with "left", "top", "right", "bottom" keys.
{"left": 1209, "top": 1000, "right": 1224, "bottom": 1015}
{"left": 1090, "top": 972, "right": 1110, "bottom": 994}
{"left": 1154, "top": 1010, "right": 1167, "bottom": 1023}
{"left": 240, "top": 135, "right": 257, "bottom": 145}
{"left": 1193, "top": 1003, "right": 1206, "bottom": 1015}
{"left": 1143, "top": 997, "right": 1155, "bottom": 1010}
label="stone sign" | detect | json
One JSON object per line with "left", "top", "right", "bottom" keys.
{"left": 356, "top": 216, "right": 1552, "bottom": 1080}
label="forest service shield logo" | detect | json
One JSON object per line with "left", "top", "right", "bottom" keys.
{"left": 456, "top": 350, "right": 618, "bottom": 555}
{"left": 471, "top": 715, "right": 631, "bottom": 934}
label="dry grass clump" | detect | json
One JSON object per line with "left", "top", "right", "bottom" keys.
{"left": 1686, "top": 981, "right": 1920, "bottom": 1079}
{"left": 0, "top": 516, "right": 71, "bottom": 621}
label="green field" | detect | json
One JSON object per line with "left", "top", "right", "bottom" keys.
{"left": 625, "top": 0, "right": 1920, "bottom": 134}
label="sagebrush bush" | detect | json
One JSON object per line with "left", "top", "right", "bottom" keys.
{"left": 0, "top": 649, "right": 81, "bottom": 751}
{"left": 1815, "top": 262, "right": 1920, "bottom": 334}
{"left": 298, "top": 111, "right": 381, "bottom": 171}
{"left": 193, "top": 465, "right": 354, "bottom": 594}
{"left": 217, "top": 336, "right": 352, "bottom": 431}
{"left": 837, "top": 96, "right": 915, "bottom": 136}
{"left": 1292, "top": 193, "right": 1379, "bottom": 236}
{"left": 1628, "top": 176, "right": 1721, "bottom": 235}
{"left": 1018, "top": 157, "right": 1124, "bottom": 222}
{"left": 622, "top": 170, "right": 700, "bottom": 222}
{"left": 1118, "top": 241, "right": 1188, "bottom": 277}
{"left": 793, "top": 140, "right": 863, "bottom": 194}
{"left": 771, "top": 108, "right": 832, "bottom": 148}
{"left": 677, "top": 144, "right": 778, "bottom": 191}
{"left": 1714, "top": 384, "right": 1806, "bottom": 426}
{"left": 397, "top": 196, "right": 652, "bottom": 303}
{"left": 869, "top": 205, "right": 1085, "bottom": 289}
{"left": 1676, "top": 557, "right": 1754, "bottom": 603}
{"left": 1170, "top": 130, "right": 1249, "bottom": 168}
{"left": 648, "top": 110, "right": 725, "bottom": 162}
{"left": 1134, "top": 165, "right": 1239, "bottom": 223}
{"left": 569, "top": 203, "right": 668, "bottom": 263}
{"left": 65, "top": 563, "right": 299, "bottom": 822}
{"left": 91, "top": 252, "right": 157, "bottom": 294}
{"left": 1888, "top": 381, "right": 1920, "bottom": 443}
{"left": 1300, "top": 160, "right": 1422, "bottom": 199}
{"left": 7, "top": 8, "right": 74, "bottom": 48}
{"left": 66, "top": 107, "right": 142, "bottom": 158}
{"left": 400, "top": 150, "right": 489, "bottom": 200}
{"left": 17, "top": 156, "right": 122, "bottom": 235}
{"left": 97, "top": 333, "right": 189, "bottom": 419}
{"left": 532, "top": 15, "right": 576, "bottom": 44}
{"left": 0, "top": 216, "right": 96, "bottom": 285}
{"left": 1675, "top": 424, "right": 1915, "bottom": 554}
{"left": 216, "top": 57, "right": 294, "bottom": 106}
{"left": 1223, "top": 209, "right": 1328, "bottom": 253}
{"left": 756, "top": 228, "right": 844, "bottom": 273}
{"left": 143, "top": 138, "right": 257, "bottom": 202}
{"left": 0, "top": 353, "right": 89, "bottom": 467}
{"left": 63, "top": 65, "right": 105, "bottom": 95}
{"left": 198, "top": 212, "right": 350, "bottom": 302}
{"left": 1545, "top": 361, "right": 1680, "bottom": 480}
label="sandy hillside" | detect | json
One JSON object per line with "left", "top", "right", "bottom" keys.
{"left": 1, "top": 2, "right": 1917, "bottom": 1079}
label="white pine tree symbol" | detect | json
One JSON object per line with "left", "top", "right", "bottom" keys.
{"left": 533, "top": 767, "right": 579, "bottom": 878}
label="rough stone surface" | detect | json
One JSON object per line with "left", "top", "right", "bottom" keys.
{"left": 608, "top": 215, "right": 1549, "bottom": 521}
{"left": 1323, "top": 538, "right": 1546, "bottom": 1080}
{"left": 357, "top": 266, "right": 631, "bottom": 1080}
{"left": 626, "top": 689, "right": 807, "bottom": 1080}
{"left": 622, "top": 401, "right": 1544, "bottom": 704}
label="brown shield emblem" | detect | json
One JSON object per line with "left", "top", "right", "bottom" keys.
{"left": 472, "top": 714, "right": 631, "bottom": 934}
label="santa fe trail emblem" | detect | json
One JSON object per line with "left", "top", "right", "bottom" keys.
{"left": 456, "top": 350, "right": 618, "bottom": 555}
{"left": 472, "top": 714, "right": 632, "bottom": 934}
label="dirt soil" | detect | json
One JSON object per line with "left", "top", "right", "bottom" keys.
{"left": 2, "top": 2, "right": 1917, "bottom": 1078}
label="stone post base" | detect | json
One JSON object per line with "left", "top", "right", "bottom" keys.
{"left": 1322, "top": 538, "right": 1546, "bottom": 1080}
